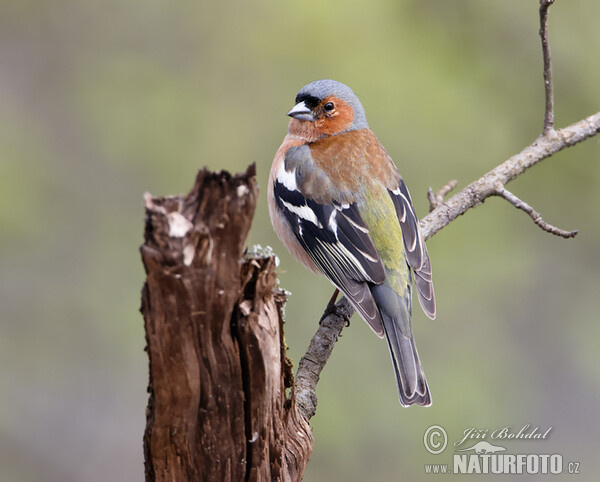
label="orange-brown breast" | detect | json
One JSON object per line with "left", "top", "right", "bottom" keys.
{"left": 308, "top": 129, "right": 400, "bottom": 193}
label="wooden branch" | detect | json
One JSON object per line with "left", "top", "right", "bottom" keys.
{"left": 294, "top": 0, "right": 599, "bottom": 412}
{"left": 540, "top": 0, "right": 556, "bottom": 133}
{"left": 295, "top": 298, "right": 354, "bottom": 420}
{"left": 141, "top": 166, "right": 312, "bottom": 481}
{"left": 419, "top": 113, "right": 600, "bottom": 241}
{"left": 294, "top": 112, "right": 600, "bottom": 418}
{"left": 496, "top": 185, "right": 578, "bottom": 238}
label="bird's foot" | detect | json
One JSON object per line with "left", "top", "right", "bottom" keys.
{"left": 318, "top": 289, "right": 349, "bottom": 326}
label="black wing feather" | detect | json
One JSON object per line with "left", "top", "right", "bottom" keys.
{"left": 273, "top": 179, "right": 386, "bottom": 335}
{"left": 389, "top": 180, "right": 436, "bottom": 320}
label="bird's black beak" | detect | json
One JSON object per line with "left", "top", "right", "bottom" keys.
{"left": 287, "top": 101, "right": 315, "bottom": 121}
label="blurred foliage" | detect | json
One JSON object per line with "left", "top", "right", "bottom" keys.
{"left": 0, "top": 0, "right": 599, "bottom": 481}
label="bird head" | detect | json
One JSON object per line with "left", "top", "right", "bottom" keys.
{"left": 287, "top": 79, "right": 369, "bottom": 140}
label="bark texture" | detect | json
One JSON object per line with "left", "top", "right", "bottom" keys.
{"left": 140, "top": 165, "right": 312, "bottom": 481}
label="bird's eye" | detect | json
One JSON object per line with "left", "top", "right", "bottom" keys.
{"left": 323, "top": 102, "right": 335, "bottom": 112}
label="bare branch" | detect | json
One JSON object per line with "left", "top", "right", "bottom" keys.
{"left": 428, "top": 179, "right": 458, "bottom": 212}
{"left": 295, "top": 111, "right": 600, "bottom": 417}
{"left": 295, "top": 298, "right": 354, "bottom": 420}
{"left": 420, "top": 112, "right": 600, "bottom": 241}
{"left": 294, "top": 2, "right": 600, "bottom": 426}
{"left": 495, "top": 185, "right": 578, "bottom": 238}
{"left": 540, "top": 0, "right": 556, "bottom": 133}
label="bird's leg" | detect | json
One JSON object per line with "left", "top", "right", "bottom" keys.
{"left": 319, "top": 288, "right": 349, "bottom": 326}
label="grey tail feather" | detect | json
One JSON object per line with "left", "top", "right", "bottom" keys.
{"left": 382, "top": 315, "right": 431, "bottom": 406}
{"left": 372, "top": 284, "right": 431, "bottom": 407}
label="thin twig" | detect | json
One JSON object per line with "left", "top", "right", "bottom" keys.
{"left": 540, "top": 0, "right": 555, "bottom": 133}
{"left": 495, "top": 185, "right": 578, "bottom": 238}
{"left": 427, "top": 179, "right": 458, "bottom": 212}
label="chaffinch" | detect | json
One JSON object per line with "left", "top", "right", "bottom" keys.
{"left": 268, "top": 79, "right": 436, "bottom": 406}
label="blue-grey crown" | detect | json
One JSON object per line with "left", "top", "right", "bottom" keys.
{"left": 296, "top": 79, "right": 369, "bottom": 131}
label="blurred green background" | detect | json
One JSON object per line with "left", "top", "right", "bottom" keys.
{"left": 1, "top": 0, "right": 599, "bottom": 480}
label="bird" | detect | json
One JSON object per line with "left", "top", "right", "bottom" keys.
{"left": 268, "top": 79, "right": 436, "bottom": 406}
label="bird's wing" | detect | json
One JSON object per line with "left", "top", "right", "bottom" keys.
{"left": 388, "top": 179, "right": 436, "bottom": 319}
{"left": 273, "top": 144, "right": 386, "bottom": 336}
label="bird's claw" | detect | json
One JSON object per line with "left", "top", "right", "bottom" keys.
{"left": 318, "top": 303, "right": 351, "bottom": 327}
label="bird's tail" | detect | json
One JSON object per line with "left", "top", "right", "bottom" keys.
{"left": 371, "top": 283, "right": 431, "bottom": 407}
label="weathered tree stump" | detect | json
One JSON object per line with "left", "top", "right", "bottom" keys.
{"left": 140, "top": 165, "right": 313, "bottom": 481}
